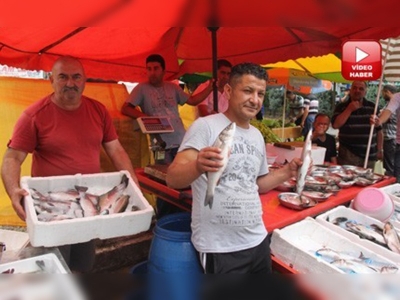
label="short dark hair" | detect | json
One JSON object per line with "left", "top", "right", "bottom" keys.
{"left": 146, "top": 54, "right": 165, "bottom": 70}
{"left": 383, "top": 84, "right": 397, "bottom": 94}
{"left": 314, "top": 113, "right": 331, "bottom": 123}
{"left": 229, "top": 62, "right": 267, "bottom": 85}
{"left": 217, "top": 59, "right": 232, "bottom": 69}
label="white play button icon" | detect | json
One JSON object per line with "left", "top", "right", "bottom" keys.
{"left": 355, "top": 47, "right": 369, "bottom": 63}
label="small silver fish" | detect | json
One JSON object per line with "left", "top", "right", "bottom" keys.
{"left": 296, "top": 129, "right": 313, "bottom": 199}
{"left": 315, "top": 247, "right": 365, "bottom": 262}
{"left": 331, "top": 259, "right": 376, "bottom": 274}
{"left": 205, "top": 122, "right": 236, "bottom": 209}
{"left": 345, "top": 221, "right": 387, "bottom": 246}
{"left": 383, "top": 222, "right": 400, "bottom": 254}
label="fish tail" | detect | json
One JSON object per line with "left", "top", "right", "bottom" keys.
{"left": 204, "top": 193, "right": 213, "bottom": 209}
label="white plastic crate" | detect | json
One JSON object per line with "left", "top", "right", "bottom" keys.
{"left": 21, "top": 171, "right": 154, "bottom": 247}
{"left": 271, "top": 217, "right": 399, "bottom": 274}
{"left": 316, "top": 205, "right": 400, "bottom": 264}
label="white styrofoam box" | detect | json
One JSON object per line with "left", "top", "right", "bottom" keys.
{"left": 380, "top": 183, "right": 400, "bottom": 202}
{"left": 0, "top": 253, "right": 68, "bottom": 274}
{"left": 271, "top": 217, "right": 398, "bottom": 274}
{"left": 316, "top": 205, "right": 400, "bottom": 264}
{"left": 379, "top": 184, "right": 400, "bottom": 228}
{"left": 0, "top": 229, "right": 29, "bottom": 254}
{"left": 21, "top": 171, "right": 154, "bottom": 247}
{"left": 266, "top": 143, "right": 326, "bottom": 165}
{"left": 0, "top": 254, "right": 85, "bottom": 299}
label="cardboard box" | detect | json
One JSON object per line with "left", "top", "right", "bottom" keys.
{"left": 316, "top": 205, "right": 400, "bottom": 264}
{"left": 271, "top": 217, "right": 398, "bottom": 274}
{"left": 21, "top": 171, "right": 154, "bottom": 247}
{"left": 266, "top": 142, "right": 326, "bottom": 165}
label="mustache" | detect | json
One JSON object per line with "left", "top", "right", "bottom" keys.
{"left": 63, "top": 86, "right": 79, "bottom": 92}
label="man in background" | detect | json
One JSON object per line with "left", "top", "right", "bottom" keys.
{"left": 121, "top": 54, "right": 213, "bottom": 219}
{"left": 287, "top": 90, "right": 304, "bottom": 126}
{"left": 300, "top": 94, "right": 319, "bottom": 138}
{"left": 194, "top": 59, "right": 232, "bottom": 117}
{"left": 380, "top": 85, "right": 397, "bottom": 176}
{"left": 332, "top": 80, "right": 382, "bottom": 168}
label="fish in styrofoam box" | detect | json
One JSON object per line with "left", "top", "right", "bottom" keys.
{"left": 0, "top": 253, "right": 85, "bottom": 299}
{"left": 315, "top": 205, "right": 400, "bottom": 264}
{"left": 21, "top": 171, "right": 154, "bottom": 247}
{"left": 270, "top": 217, "right": 400, "bottom": 274}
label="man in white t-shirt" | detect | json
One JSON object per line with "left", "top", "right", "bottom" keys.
{"left": 166, "top": 62, "right": 302, "bottom": 275}
{"left": 194, "top": 59, "right": 232, "bottom": 117}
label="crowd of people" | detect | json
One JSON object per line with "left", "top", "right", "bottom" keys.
{"left": 1, "top": 53, "right": 399, "bottom": 278}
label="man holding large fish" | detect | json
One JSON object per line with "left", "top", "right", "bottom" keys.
{"left": 167, "top": 62, "right": 303, "bottom": 274}
{"left": 1, "top": 56, "right": 138, "bottom": 272}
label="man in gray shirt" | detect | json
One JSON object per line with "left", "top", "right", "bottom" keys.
{"left": 122, "top": 54, "right": 213, "bottom": 218}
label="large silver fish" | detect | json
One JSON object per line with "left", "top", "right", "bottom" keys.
{"left": 383, "top": 222, "right": 400, "bottom": 254}
{"left": 296, "top": 129, "right": 313, "bottom": 198}
{"left": 98, "top": 174, "right": 129, "bottom": 213}
{"left": 204, "top": 122, "right": 236, "bottom": 209}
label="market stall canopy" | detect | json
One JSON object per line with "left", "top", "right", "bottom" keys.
{"left": 1, "top": 0, "right": 400, "bottom": 82}
{"left": 266, "top": 68, "right": 332, "bottom": 95}
{"left": 264, "top": 36, "right": 400, "bottom": 84}
{"left": 264, "top": 54, "right": 349, "bottom": 83}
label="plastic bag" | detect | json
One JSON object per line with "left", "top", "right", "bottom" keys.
{"left": 374, "top": 160, "right": 385, "bottom": 175}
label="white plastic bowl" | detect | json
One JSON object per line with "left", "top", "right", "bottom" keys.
{"left": 352, "top": 187, "right": 394, "bottom": 222}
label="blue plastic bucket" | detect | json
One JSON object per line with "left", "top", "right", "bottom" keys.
{"left": 147, "top": 212, "right": 202, "bottom": 300}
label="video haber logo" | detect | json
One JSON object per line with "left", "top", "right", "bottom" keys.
{"left": 342, "top": 41, "right": 382, "bottom": 80}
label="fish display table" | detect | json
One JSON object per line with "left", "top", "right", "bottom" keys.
{"left": 135, "top": 168, "right": 396, "bottom": 273}
{"left": 136, "top": 168, "right": 395, "bottom": 230}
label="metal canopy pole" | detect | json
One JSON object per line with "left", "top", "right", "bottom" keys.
{"left": 364, "top": 38, "right": 392, "bottom": 168}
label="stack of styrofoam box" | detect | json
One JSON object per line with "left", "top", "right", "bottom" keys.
{"left": 316, "top": 205, "right": 400, "bottom": 264}
{"left": 21, "top": 171, "right": 154, "bottom": 247}
{"left": 0, "top": 253, "right": 85, "bottom": 299}
{"left": 270, "top": 217, "right": 399, "bottom": 273}
{"left": 380, "top": 183, "right": 400, "bottom": 228}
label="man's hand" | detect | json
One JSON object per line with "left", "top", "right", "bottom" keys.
{"left": 347, "top": 100, "right": 362, "bottom": 113}
{"left": 11, "top": 188, "right": 28, "bottom": 221}
{"left": 370, "top": 114, "right": 381, "bottom": 126}
{"left": 196, "top": 146, "right": 224, "bottom": 174}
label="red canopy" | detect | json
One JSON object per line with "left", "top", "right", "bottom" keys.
{"left": 1, "top": 0, "right": 400, "bottom": 82}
